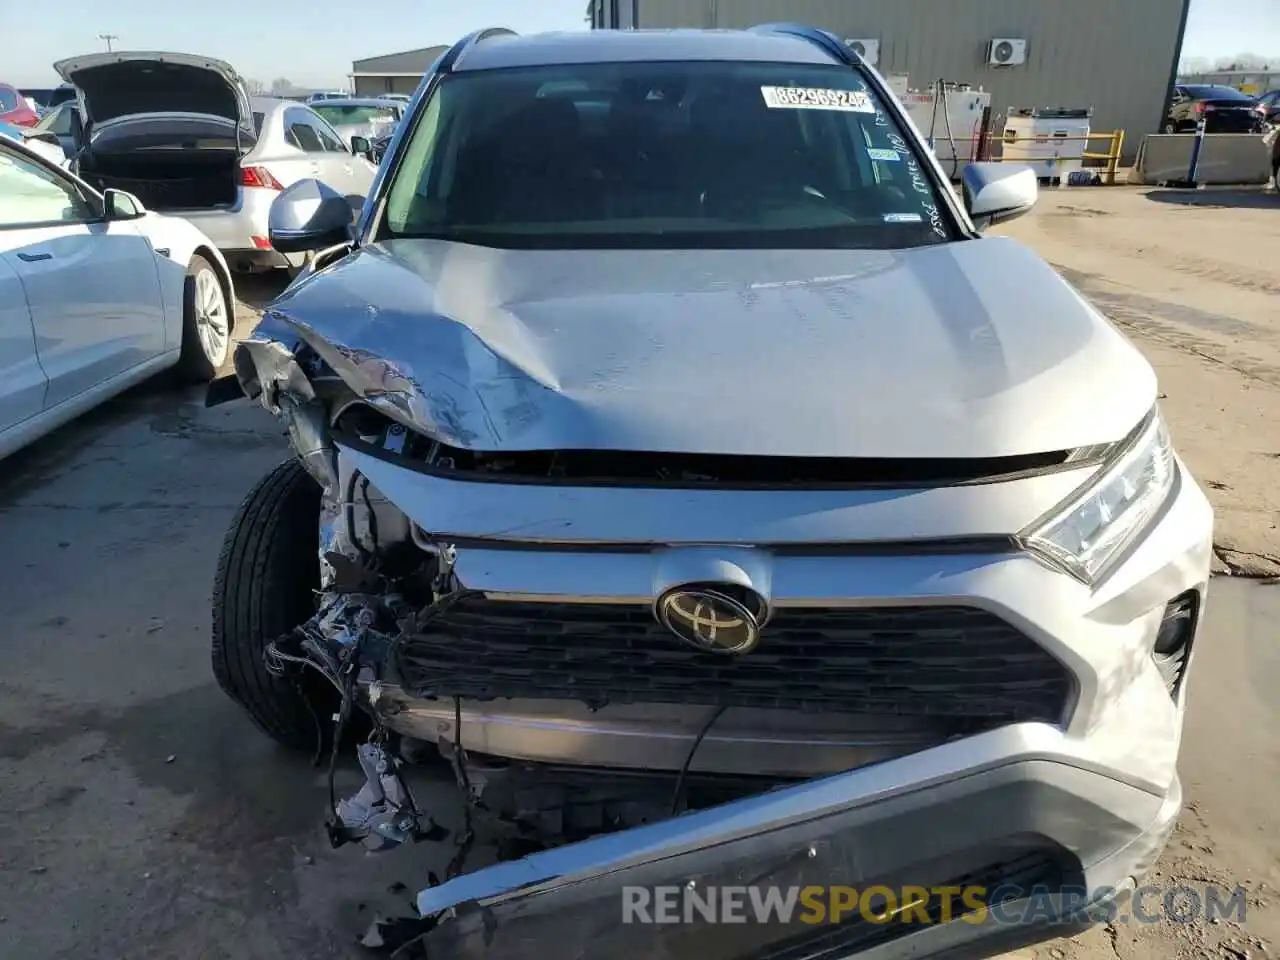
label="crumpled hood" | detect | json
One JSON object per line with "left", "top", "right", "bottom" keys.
{"left": 253, "top": 235, "right": 1155, "bottom": 459}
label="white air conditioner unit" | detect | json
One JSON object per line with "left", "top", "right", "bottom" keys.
{"left": 843, "top": 38, "right": 880, "bottom": 66}
{"left": 987, "top": 38, "right": 1027, "bottom": 66}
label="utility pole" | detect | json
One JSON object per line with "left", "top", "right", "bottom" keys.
{"left": 99, "top": 33, "right": 118, "bottom": 52}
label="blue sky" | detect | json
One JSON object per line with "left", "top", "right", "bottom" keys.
{"left": 5, "top": 0, "right": 1277, "bottom": 87}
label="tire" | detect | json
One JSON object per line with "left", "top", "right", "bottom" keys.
{"left": 1162, "top": 121, "right": 1179, "bottom": 134}
{"left": 212, "top": 458, "right": 334, "bottom": 751}
{"left": 176, "top": 254, "right": 232, "bottom": 382}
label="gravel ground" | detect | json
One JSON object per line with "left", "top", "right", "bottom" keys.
{"left": 1, "top": 186, "right": 1278, "bottom": 960}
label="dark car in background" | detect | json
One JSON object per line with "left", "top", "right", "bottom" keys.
{"left": 1165, "top": 84, "right": 1262, "bottom": 133}
{"left": 1253, "top": 89, "right": 1280, "bottom": 125}
{"left": 17, "top": 84, "right": 76, "bottom": 113}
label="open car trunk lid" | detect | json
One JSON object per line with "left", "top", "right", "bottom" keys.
{"left": 52, "top": 51, "right": 254, "bottom": 145}
{"left": 54, "top": 52, "right": 253, "bottom": 212}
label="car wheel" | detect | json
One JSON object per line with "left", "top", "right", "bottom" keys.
{"left": 1163, "top": 121, "right": 1179, "bottom": 134}
{"left": 212, "top": 458, "right": 336, "bottom": 752}
{"left": 176, "top": 254, "right": 231, "bottom": 382}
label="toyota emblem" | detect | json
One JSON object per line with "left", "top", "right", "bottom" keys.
{"left": 656, "top": 585, "right": 768, "bottom": 655}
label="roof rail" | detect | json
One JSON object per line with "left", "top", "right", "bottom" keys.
{"left": 441, "top": 27, "right": 518, "bottom": 73}
{"left": 748, "top": 22, "right": 860, "bottom": 66}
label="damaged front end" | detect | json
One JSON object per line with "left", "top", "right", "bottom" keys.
{"left": 213, "top": 295, "right": 1145, "bottom": 960}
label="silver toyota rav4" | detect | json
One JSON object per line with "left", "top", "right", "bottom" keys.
{"left": 209, "top": 23, "right": 1214, "bottom": 960}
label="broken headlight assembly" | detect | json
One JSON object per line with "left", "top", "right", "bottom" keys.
{"left": 1019, "top": 408, "right": 1176, "bottom": 585}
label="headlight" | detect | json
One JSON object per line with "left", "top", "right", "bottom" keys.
{"left": 1019, "top": 409, "right": 1176, "bottom": 584}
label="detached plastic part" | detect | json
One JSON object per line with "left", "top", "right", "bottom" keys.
{"left": 329, "top": 742, "right": 446, "bottom": 851}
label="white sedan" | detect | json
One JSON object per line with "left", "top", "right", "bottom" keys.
{"left": 0, "top": 135, "right": 235, "bottom": 460}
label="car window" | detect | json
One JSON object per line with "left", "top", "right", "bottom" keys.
{"left": 309, "top": 113, "right": 350, "bottom": 153}
{"left": 283, "top": 108, "right": 324, "bottom": 152}
{"left": 252, "top": 112, "right": 265, "bottom": 135}
{"left": 312, "top": 104, "right": 401, "bottom": 127}
{"left": 0, "top": 144, "right": 97, "bottom": 227}
{"left": 382, "top": 60, "right": 954, "bottom": 250}
{"left": 35, "top": 103, "right": 72, "bottom": 137}
{"left": 0, "top": 86, "right": 19, "bottom": 113}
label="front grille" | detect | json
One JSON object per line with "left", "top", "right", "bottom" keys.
{"left": 395, "top": 599, "right": 1072, "bottom": 725}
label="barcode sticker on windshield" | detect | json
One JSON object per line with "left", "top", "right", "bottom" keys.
{"left": 883, "top": 212, "right": 923, "bottom": 223}
{"left": 760, "top": 86, "right": 876, "bottom": 113}
{"left": 867, "top": 148, "right": 901, "bottom": 162}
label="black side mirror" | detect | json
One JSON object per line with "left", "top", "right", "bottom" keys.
{"left": 350, "top": 135, "right": 372, "bottom": 158}
{"left": 268, "top": 178, "right": 355, "bottom": 254}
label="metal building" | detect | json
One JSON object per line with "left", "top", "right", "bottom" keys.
{"left": 349, "top": 45, "right": 449, "bottom": 96}
{"left": 589, "top": 0, "right": 1192, "bottom": 160}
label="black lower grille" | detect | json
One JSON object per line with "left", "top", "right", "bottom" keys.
{"left": 395, "top": 599, "right": 1072, "bottom": 724}
{"left": 1154, "top": 592, "right": 1199, "bottom": 698}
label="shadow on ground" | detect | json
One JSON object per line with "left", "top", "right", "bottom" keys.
{"left": 1144, "top": 188, "right": 1280, "bottom": 209}
{"left": 234, "top": 271, "right": 292, "bottom": 310}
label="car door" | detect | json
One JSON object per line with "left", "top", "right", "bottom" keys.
{"left": 0, "top": 142, "right": 165, "bottom": 408}
{"left": 282, "top": 105, "right": 331, "bottom": 186}
{"left": 0, "top": 250, "right": 45, "bottom": 438}
{"left": 1168, "top": 86, "right": 1192, "bottom": 126}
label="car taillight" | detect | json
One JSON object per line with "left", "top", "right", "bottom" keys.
{"left": 1194, "top": 102, "right": 1206, "bottom": 113}
{"left": 241, "top": 165, "right": 283, "bottom": 190}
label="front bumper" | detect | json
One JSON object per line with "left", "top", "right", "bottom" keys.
{"left": 338, "top": 442, "right": 1213, "bottom": 957}
{"left": 412, "top": 749, "right": 1182, "bottom": 960}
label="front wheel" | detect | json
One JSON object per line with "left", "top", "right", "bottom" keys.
{"left": 212, "top": 458, "right": 333, "bottom": 751}
{"left": 176, "top": 254, "right": 232, "bottom": 382}
{"left": 1163, "top": 121, "right": 1179, "bottom": 134}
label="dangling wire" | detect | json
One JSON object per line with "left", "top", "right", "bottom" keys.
{"left": 446, "top": 696, "right": 476, "bottom": 879}
{"left": 670, "top": 705, "right": 727, "bottom": 816}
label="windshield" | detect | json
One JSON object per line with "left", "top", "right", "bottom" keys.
{"left": 313, "top": 104, "right": 399, "bottom": 126}
{"left": 381, "top": 61, "right": 954, "bottom": 250}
